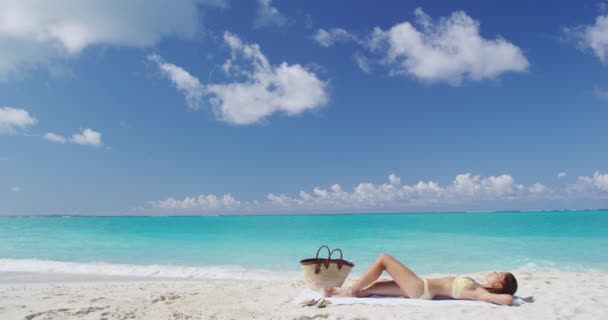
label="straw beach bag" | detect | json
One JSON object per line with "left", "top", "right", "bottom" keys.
{"left": 300, "top": 245, "right": 354, "bottom": 289}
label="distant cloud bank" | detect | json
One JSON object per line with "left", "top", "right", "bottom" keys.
{"left": 150, "top": 171, "right": 608, "bottom": 214}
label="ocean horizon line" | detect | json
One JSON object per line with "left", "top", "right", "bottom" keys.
{"left": 1, "top": 208, "right": 607, "bottom": 218}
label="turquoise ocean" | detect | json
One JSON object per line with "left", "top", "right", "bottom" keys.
{"left": 0, "top": 210, "right": 607, "bottom": 279}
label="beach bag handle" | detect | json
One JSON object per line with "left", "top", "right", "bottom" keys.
{"left": 314, "top": 245, "right": 331, "bottom": 274}
{"left": 313, "top": 245, "right": 345, "bottom": 274}
{"left": 330, "top": 248, "right": 345, "bottom": 270}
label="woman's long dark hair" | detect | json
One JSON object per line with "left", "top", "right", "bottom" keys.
{"left": 485, "top": 272, "right": 518, "bottom": 295}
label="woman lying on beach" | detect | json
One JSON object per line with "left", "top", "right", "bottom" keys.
{"left": 319, "top": 253, "right": 518, "bottom": 305}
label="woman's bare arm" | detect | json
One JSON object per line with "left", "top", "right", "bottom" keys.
{"left": 468, "top": 287, "right": 514, "bottom": 305}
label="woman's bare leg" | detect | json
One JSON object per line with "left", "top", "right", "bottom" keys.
{"left": 322, "top": 280, "right": 404, "bottom": 297}
{"left": 359, "top": 280, "right": 405, "bottom": 297}
{"left": 323, "top": 253, "right": 424, "bottom": 298}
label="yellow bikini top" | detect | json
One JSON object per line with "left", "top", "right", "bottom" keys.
{"left": 452, "top": 277, "right": 476, "bottom": 298}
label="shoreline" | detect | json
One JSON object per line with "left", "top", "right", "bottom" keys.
{"left": 2, "top": 258, "right": 604, "bottom": 282}
{"left": 1, "top": 271, "right": 606, "bottom": 319}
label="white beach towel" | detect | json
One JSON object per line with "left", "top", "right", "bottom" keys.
{"left": 292, "top": 289, "right": 523, "bottom": 307}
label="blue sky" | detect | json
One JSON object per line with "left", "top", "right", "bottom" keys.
{"left": 1, "top": 0, "right": 607, "bottom": 215}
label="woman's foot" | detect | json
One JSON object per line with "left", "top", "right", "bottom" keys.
{"left": 320, "top": 287, "right": 334, "bottom": 298}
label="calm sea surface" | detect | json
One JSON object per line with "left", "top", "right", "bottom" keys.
{"left": 0, "top": 211, "right": 606, "bottom": 279}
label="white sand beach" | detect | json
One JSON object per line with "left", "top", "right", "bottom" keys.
{"left": 1, "top": 270, "right": 607, "bottom": 320}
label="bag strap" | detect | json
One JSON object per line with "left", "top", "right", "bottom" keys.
{"left": 314, "top": 245, "right": 331, "bottom": 274}
{"left": 330, "top": 248, "right": 344, "bottom": 270}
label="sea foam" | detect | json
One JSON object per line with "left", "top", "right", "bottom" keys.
{"left": 0, "top": 258, "right": 300, "bottom": 280}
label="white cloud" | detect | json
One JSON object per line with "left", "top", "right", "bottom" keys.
{"left": 155, "top": 193, "right": 243, "bottom": 211}
{"left": 152, "top": 172, "right": 557, "bottom": 213}
{"left": 368, "top": 8, "right": 529, "bottom": 85}
{"left": 11, "top": 186, "right": 21, "bottom": 192}
{"left": 70, "top": 128, "right": 102, "bottom": 147}
{"left": 353, "top": 52, "right": 371, "bottom": 73}
{"left": 148, "top": 54, "right": 206, "bottom": 110}
{"left": 594, "top": 85, "right": 608, "bottom": 102}
{"left": 0, "top": 0, "right": 227, "bottom": 79}
{"left": 528, "top": 183, "right": 550, "bottom": 197}
{"left": 44, "top": 132, "right": 67, "bottom": 144}
{"left": 0, "top": 107, "right": 102, "bottom": 147}
{"left": 0, "top": 106, "right": 37, "bottom": 134}
{"left": 558, "top": 172, "right": 567, "bottom": 179}
{"left": 313, "top": 28, "right": 358, "bottom": 47}
{"left": 150, "top": 32, "right": 328, "bottom": 125}
{"left": 45, "top": 129, "right": 105, "bottom": 147}
{"left": 565, "top": 14, "right": 608, "bottom": 63}
{"left": 574, "top": 171, "right": 608, "bottom": 193}
{"left": 449, "top": 173, "right": 523, "bottom": 199}
{"left": 253, "top": 0, "right": 288, "bottom": 29}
